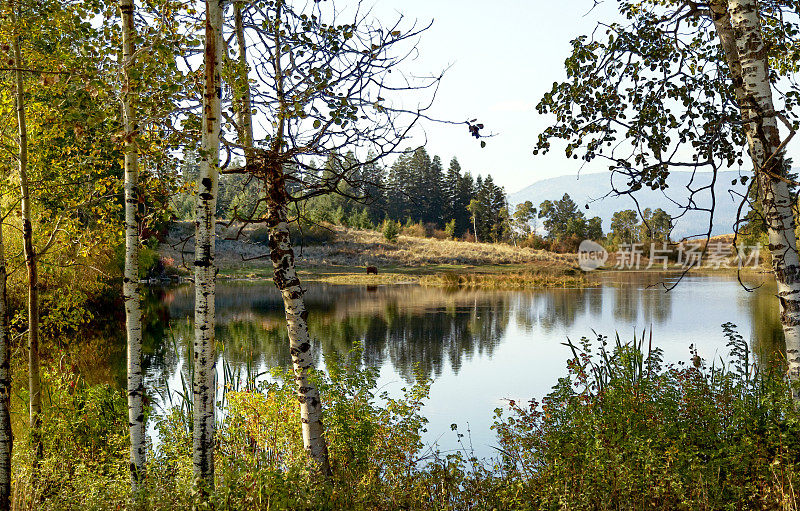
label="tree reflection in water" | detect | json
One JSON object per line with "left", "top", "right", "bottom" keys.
{"left": 128, "top": 275, "right": 788, "bottom": 401}
{"left": 113, "top": 275, "right": 791, "bottom": 456}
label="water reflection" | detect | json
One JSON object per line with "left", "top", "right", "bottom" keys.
{"left": 122, "top": 273, "right": 788, "bottom": 457}
{"left": 158, "top": 285, "right": 515, "bottom": 381}
{"left": 142, "top": 273, "right": 782, "bottom": 386}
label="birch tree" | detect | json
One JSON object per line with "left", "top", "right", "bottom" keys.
{"left": 9, "top": 0, "right": 42, "bottom": 460}
{"left": 0, "top": 214, "right": 10, "bottom": 510}
{"left": 535, "top": 0, "right": 800, "bottom": 389}
{"left": 194, "top": 0, "right": 223, "bottom": 490}
{"left": 119, "top": 0, "right": 145, "bottom": 488}
{"left": 221, "top": 0, "right": 447, "bottom": 473}
{"left": 713, "top": 0, "right": 800, "bottom": 383}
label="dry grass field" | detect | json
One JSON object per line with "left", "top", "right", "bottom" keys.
{"left": 159, "top": 222, "right": 588, "bottom": 288}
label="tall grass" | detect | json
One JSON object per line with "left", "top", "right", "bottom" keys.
{"left": 419, "top": 269, "right": 591, "bottom": 289}
{"left": 13, "top": 326, "right": 800, "bottom": 510}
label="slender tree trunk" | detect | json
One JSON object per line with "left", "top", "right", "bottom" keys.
{"left": 10, "top": 3, "right": 41, "bottom": 460}
{"left": 233, "top": 0, "right": 254, "bottom": 163}
{"left": 264, "top": 160, "right": 332, "bottom": 476}
{"left": 119, "top": 0, "right": 145, "bottom": 488}
{"left": 193, "top": 0, "right": 223, "bottom": 491}
{"left": 0, "top": 217, "right": 11, "bottom": 511}
{"left": 256, "top": 0, "right": 331, "bottom": 475}
{"left": 714, "top": 0, "right": 800, "bottom": 390}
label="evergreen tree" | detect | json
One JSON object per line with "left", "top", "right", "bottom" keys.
{"left": 425, "top": 155, "right": 445, "bottom": 225}
{"left": 442, "top": 157, "right": 461, "bottom": 222}
{"left": 455, "top": 170, "right": 475, "bottom": 236}
{"left": 538, "top": 194, "right": 586, "bottom": 240}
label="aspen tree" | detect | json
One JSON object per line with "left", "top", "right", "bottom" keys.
{"left": 119, "top": 0, "right": 145, "bottom": 487}
{"left": 193, "top": 0, "right": 224, "bottom": 490}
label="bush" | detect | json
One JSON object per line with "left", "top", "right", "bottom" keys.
{"left": 382, "top": 219, "right": 400, "bottom": 242}
{"left": 518, "top": 234, "right": 549, "bottom": 250}
{"left": 249, "top": 225, "right": 270, "bottom": 245}
{"left": 401, "top": 221, "right": 426, "bottom": 239}
{"left": 15, "top": 368, "right": 130, "bottom": 508}
{"left": 493, "top": 324, "right": 800, "bottom": 509}
{"left": 429, "top": 229, "right": 448, "bottom": 240}
{"left": 19, "top": 326, "right": 800, "bottom": 510}
{"left": 249, "top": 223, "right": 336, "bottom": 247}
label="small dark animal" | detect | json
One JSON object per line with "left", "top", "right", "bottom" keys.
{"left": 366, "top": 266, "right": 378, "bottom": 275}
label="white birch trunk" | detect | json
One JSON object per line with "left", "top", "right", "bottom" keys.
{"left": 715, "top": 0, "right": 800, "bottom": 389}
{"left": 119, "top": 0, "right": 145, "bottom": 487}
{"left": 264, "top": 163, "right": 332, "bottom": 476}
{"left": 233, "top": 1, "right": 254, "bottom": 163}
{"left": 193, "top": 0, "right": 223, "bottom": 490}
{"left": 10, "top": 3, "right": 41, "bottom": 460}
{"left": 0, "top": 218, "right": 11, "bottom": 511}
{"left": 258, "top": 0, "right": 331, "bottom": 475}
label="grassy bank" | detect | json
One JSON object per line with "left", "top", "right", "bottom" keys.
{"left": 12, "top": 325, "right": 800, "bottom": 509}
{"left": 222, "top": 264, "right": 593, "bottom": 288}
{"left": 159, "top": 222, "right": 770, "bottom": 290}
{"left": 160, "top": 222, "right": 587, "bottom": 289}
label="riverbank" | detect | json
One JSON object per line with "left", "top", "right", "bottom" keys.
{"left": 14, "top": 323, "right": 800, "bottom": 510}
{"left": 157, "top": 222, "right": 769, "bottom": 289}
{"left": 159, "top": 222, "right": 591, "bottom": 288}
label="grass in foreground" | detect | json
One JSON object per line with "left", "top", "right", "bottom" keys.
{"left": 13, "top": 325, "right": 800, "bottom": 510}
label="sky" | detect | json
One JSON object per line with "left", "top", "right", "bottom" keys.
{"left": 364, "top": 0, "right": 623, "bottom": 193}
{"left": 360, "top": 1, "right": 800, "bottom": 196}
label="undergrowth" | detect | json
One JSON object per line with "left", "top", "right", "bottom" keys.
{"left": 13, "top": 325, "right": 800, "bottom": 510}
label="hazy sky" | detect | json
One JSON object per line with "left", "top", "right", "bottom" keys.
{"left": 364, "top": 1, "right": 799, "bottom": 196}
{"left": 366, "top": 1, "right": 622, "bottom": 193}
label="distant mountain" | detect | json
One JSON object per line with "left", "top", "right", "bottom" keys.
{"left": 507, "top": 171, "right": 750, "bottom": 239}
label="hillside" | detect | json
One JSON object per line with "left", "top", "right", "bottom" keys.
{"left": 160, "top": 222, "right": 577, "bottom": 274}
{"left": 508, "top": 170, "right": 749, "bottom": 239}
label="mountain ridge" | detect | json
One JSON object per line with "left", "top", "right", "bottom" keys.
{"left": 507, "top": 171, "right": 750, "bottom": 239}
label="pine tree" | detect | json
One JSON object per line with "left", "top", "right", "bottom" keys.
{"left": 442, "top": 157, "right": 461, "bottom": 223}
{"left": 426, "top": 155, "right": 445, "bottom": 226}
{"left": 455, "top": 170, "right": 475, "bottom": 236}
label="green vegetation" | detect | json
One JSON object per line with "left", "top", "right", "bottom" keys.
{"left": 418, "top": 268, "right": 590, "bottom": 289}
{"left": 13, "top": 326, "right": 800, "bottom": 509}
{"left": 381, "top": 219, "right": 401, "bottom": 243}
{"left": 171, "top": 146, "right": 513, "bottom": 245}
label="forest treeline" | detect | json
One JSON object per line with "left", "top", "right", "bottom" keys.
{"left": 174, "top": 147, "right": 674, "bottom": 252}
{"left": 174, "top": 146, "right": 512, "bottom": 243}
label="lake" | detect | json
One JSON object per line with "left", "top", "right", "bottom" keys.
{"left": 140, "top": 271, "right": 785, "bottom": 459}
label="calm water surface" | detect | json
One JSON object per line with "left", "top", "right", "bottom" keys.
{"left": 140, "top": 272, "right": 785, "bottom": 458}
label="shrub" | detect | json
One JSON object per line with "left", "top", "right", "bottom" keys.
{"left": 249, "top": 225, "right": 270, "bottom": 245}
{"left": 444, "top": 219, "right": 456, "bottom": 240}
{"left": 382, "top": 219, "right": 400, "bottom": 242}
{"left": 249, "top": 223, "right": 336, "bottom": 247}
{"left": 290, "top": 223, "right": 337, "bottom": 246}
{"left": 19, "top": 326, "right": 800, "bottom": 510}
{"left": 493, "top": 324, "right": 800, "bottom": 509}
{"left": 14, "top": 368, "right": 130, "bottom": 509}
{"left": 401, "top": 221, "right": 426, "bottom": 238}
